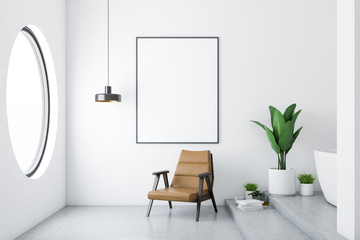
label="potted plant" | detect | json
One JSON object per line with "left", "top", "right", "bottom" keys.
{"left": 248, "top": 190, "right": 270, "bottom": 206}
{"left": 251, "top": 104, "right": 303, "bottom": 195}
{"left": 244, "top": 183, "right": 258, "bottom": 199}
{"left": 248, "top": 190, "right": 265, "bottom": 200}
{"left": 298, "top": 173, "right": 315, "bottom": 196}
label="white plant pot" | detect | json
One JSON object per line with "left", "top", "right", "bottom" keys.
{"left": 268, "top": 168, "right": 296, "bottom": 196}
{"left": 300, "top": 184, "right": 313, "bottom": 196}
{"left": 245, "top": 191, "right": 253, "bottom": 199}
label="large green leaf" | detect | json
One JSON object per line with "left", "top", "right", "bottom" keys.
{"left": 293, "top": 126, "right": 303, "bottom": 143}
{"left": 269, "top": 106, "right": 277, "bottom": 127}
{"left": 283, "top": 104, "right": 296, "bottom": 122}
{"left": 289, "top": 109, "right": 302, "bottom": 133}
{"left": 286, "top": 126, "right": 303, "bottom": 154}
{"left": 264, "top": 126, "right": 280, "bottom": 154}
{"left": 250, "top": 120, "right": 265, "bottom": 130}
{"left": 292, "top": 110, "right": 301, "bottom": 123}
{"left": 272, "top": 109, "right": 285, "bottom": 142}
{"left": 279, "top": 121, "right": 294, "bottom": 151}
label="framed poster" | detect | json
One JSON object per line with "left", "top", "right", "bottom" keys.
{"left": 136, "top": 37, "right": 219, "bottom": 143}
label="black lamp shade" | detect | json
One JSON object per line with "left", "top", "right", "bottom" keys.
{"left": 95, "top": 86, "right": 121, "bottom": 102}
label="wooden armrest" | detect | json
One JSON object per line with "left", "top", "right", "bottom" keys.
{"left": 197, "top": 172, "right": 212, "bottom": 178}
{"left": 197, "top": 172, "right": 213, "bottom": 193}
{"left": 152, "top": 170, "right": 169, "bottom": 176}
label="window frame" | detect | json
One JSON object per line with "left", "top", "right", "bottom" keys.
{"left": 10, "top": 26, "right": 51, "bottom": 177}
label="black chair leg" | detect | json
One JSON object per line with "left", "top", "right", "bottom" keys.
{"left": 204, "top": 176, "right": 217, "bottom": 213}
{"left": 196, "top": 177, "right": 204, "bottom": 222}
{"left": 163, "top": 174, "right": 172, "bottom": 210}
{"left": 196, "top": 201, "right": 201, "bottom": 222}
{"left": 146, "top": 200, "right": 154, "bottom": 217}
{"left": 211, "top": 194, "right": 218, "bottom": 212}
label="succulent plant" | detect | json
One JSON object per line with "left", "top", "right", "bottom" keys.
{"left": 244, "top": 183, "right": 258, "bottom": 191}
{"left": 248, "top": 190, "right": 265, "bottom": 200}
{"left": 298, "top": 173, "right": 315, "bottom": 184}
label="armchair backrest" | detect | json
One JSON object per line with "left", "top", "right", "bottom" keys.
{"left": 171, "top": 150, "right": 213, "bottom": 190}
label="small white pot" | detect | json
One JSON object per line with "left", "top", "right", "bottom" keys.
{"left": 245, "top": 191, "right": 254, "bottom": 199}
{"left": 300, "top": 184, "right": 313, "bottom": 196}
{"left": 268, "top": 168, "right": 296, "bottom": 196}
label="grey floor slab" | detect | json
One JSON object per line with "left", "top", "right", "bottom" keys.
{"left": 225, "top": 199, "right": 310, "bottom": 240}
{"left": 17, "top": 205, "right": 244, "bottom": 240}
{"left": 269, "top": 192, "right": 346, "bottom": 240}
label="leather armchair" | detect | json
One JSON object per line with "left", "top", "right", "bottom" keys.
{"left": 146, "top": 150, "right": 217, "bottom": 221}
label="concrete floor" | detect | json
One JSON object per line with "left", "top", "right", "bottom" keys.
{"left": 17, "top": 205, "right": 244, "bottom": 240}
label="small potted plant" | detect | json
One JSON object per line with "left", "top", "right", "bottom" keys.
{"left": 244, "top": 183, "right": 258, "bottom": 199}
{"left": 248, "top": 190, "right": 265, "bottom": 200}
{"left": 251, "top": 104, "right": 303, "bottom": 196}
{"left": 298, "top": 173, "right": 315, "bottom": 196}
{"left": 248, "top": 190, "right": 269, "bottom": 206}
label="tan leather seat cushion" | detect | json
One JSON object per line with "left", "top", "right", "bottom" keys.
{"left": 148, "top": 187, "right": 209, "bottom": 202}
{"left": 171, "top": 150, "right": 212, "bottom": 190}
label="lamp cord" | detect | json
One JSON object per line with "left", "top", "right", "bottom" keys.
{"left": 107, "top": 0, "right": 110, "bottom": 86}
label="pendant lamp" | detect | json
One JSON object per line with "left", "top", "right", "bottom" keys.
{"left": 95, "top": 0, "right": 121, "bottom": 102}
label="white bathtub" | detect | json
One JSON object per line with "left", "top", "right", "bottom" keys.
{"left": 314, "top": 150, "right": 337, "bottom": 207}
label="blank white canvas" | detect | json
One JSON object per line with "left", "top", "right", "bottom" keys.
{"left": 137, "top": 38, "right": 218, "bottom": 143}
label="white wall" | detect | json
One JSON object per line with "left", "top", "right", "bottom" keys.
{"left": 0, "top": 0, "right": 66, "bottom": 239}
{"left": 337, "top": 0, "right": 360, "bottom": 238}
{"left": 67, "top": 0, "right": 336, "bottom": 205}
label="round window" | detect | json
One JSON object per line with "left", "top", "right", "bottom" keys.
{"left": 7, "top": 26, "right": 50, "bottom": 177}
